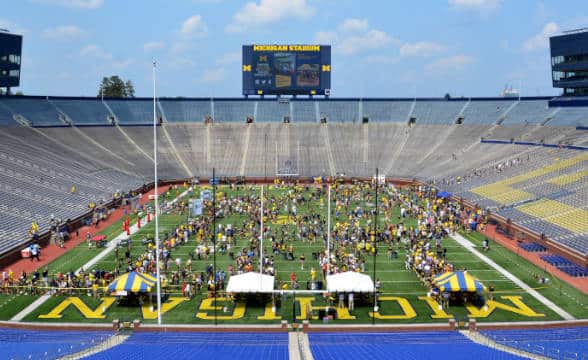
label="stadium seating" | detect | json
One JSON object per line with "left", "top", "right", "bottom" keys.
{"left": 309, "top": 332, "right": 523, "bottom": 360}
{"left": 159, "top": 99, "right": 210, "bottom": 122}
{"left": 550, "top": 107, "right": 588, "bottom": 126}
{"left": 0, "top": 95, "right": 585, "bottom": 257}
{"left": 105, "top": 99, "right": 158, "bottom": 125}
{"left": 86, "top": 332, "right": 289, "bottom": 360}
{"left": 1, "top": 97, "right": 63, "bottom": 126}
{"left": 0, "top": 328, "right": 111, "bottom": 360}
{"left": 482, "top": 327, "right": 588, "bottom": 359}
{"left": 362, "top": 100, "right": 412, "bottom": 122}
{"left": 51, "top": 98, "right": 111, "bottom": 125}
{"left": 501, "top": 100, "right": 553, "bottom": 125}
{"left": 518, "top": 242, "right": 547, "bottom": 252}
{"left": 256, "top": 100, "right": 290, "bottom": 122}
{"left": 412, "top": 100, "right": 466, "bottom": 124}
{"left": 291, "top": 100, "right": 317, "bottom": 122}
{"left": 463, "top": 99, "right": 516, "bottom": 124}
{"left": 318, "top": 100, "right": 359, "bottom": 123}
{"left": 0, "top": 102, "right": 17, "bottom": 126}
{"left": 212, "top": 100, "right": 255, "bottom": 123}
{"left": 540, "top": 254, "right": 588, "bottom": 277}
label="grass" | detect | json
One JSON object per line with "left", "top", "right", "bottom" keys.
{"left": 38, "top": 187, "right": 187, "bottom": 276}
{"left": 0, "top": 294, "right": 38, "bottom": 320}
{"left": 460, "top": 231, "right": 588, "bottom": 319}
{"left": 18, "top": 184, "right": 588, "bottom": 324}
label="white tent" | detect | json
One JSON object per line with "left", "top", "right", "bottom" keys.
{"left": 326, "top": 271, "right": 374, "bottom": 293}
{"left": 226, "top": 272, "right": 275, "bottom": 293}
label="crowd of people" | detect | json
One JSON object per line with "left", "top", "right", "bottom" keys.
{"left": 2, "top": 181, "right": 490, "bottom": 306}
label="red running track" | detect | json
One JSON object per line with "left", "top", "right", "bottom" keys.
{"left": 482, "top": 224, "right": 588, "bottom": 295}
{"left": 0, "top": 185, "right": 170, "bottom": 276}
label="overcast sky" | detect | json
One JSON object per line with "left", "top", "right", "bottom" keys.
{"left": 2, "top": 0, "right": 587, "bottom": 97}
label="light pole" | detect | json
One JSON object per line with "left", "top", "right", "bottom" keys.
{"left": 152, "top": 60, "right": 162, "bottom": 325}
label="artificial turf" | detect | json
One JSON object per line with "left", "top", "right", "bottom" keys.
{"left": 18, "top": 184, "right": 588, "bottom": 324}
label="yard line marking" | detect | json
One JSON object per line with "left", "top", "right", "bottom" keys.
{"left": 10, "top": 188, "right": 192, "bottom": 322}
{"left": 450, "top": 232, "right": 574, "bottom": 320}
{"left": 11, "top": 294, "right": 51, "bottom": 321}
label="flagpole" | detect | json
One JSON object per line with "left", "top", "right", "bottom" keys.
{"left": 260, "top": 185, "right": 264, "bottom": 275}
{"left": 372, "top": 167, "right": 378, "bottom": 325}
{"left": 152, "top": 60, "right": 162, "bottom": 325}
{"left": 327, "top": 184, "right": 331, "bottom": 272}
{"left": 212, "top": 168, "right": 217, "bottom": 325}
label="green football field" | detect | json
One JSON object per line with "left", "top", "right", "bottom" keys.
{"left": 4, "top": 184, "right": 587, "bottom": 324}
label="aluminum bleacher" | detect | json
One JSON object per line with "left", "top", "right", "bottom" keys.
{"left": 291, "top": 100, "right": 317, "bottom": 122}
{"left": 501, "top": 100, "right": 553, "bottom": 125}
{"left": 52, "top": 98, "right": 111, "bottom": 125}
{"left": 318, "top": 100, "right": 359, "bottom": 123}
{"left": 362, "top": 100, "right": 411, "bottom": 122}
{"left": 256, "top": 100, "right": 290, "bottom": 122}
{"left": 213, "top": 100, "right": 254, "bottom": 123}
{"left": 1, "top": 97, "right": 62, "bottom": 126}
{"left": 159, "top": 99, "right": 210, "bottom": 123}
{"left": 105, "top": 99, "right": 158, "bottom": 125}
{"left": 463, "top": 99, "right": 515, "bottom": 125}
{"left": 412, "top": 100, "right": 465, "bottom": 124}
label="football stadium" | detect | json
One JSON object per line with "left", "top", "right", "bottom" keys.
{"left": 0, "top": 1, "right": 587, "bottom": 359}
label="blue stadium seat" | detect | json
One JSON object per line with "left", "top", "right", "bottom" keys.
{"left": 309, "top": 332, "right": 524, "bottom": 360}
{"left": 87, "top": 332, "right": 289, "bottom": 360}
{"left": 482, "top": 327, "right": 588, "bottom": 359}
{"left": 0, "top": 328, "right": 110, "bottom": 359}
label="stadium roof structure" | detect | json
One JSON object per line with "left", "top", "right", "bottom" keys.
{"left": 226, "top": 272, "right": 275, "bottom": 293}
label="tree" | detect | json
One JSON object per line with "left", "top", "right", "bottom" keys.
{"left": 125, "top": 80, "right": 135, "bottom": 98}
{"left": 444, "top": 93, "right": 451, "bottom": 100}
{"left": 98, "top": 75, "right": 135, "bottom": 98}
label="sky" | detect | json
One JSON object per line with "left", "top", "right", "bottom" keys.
{"left": 1, "top": 0, "right": 587, "bottom": 98}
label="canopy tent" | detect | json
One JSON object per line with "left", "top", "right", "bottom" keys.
{"left": 107, "top": 271, "right": 157, "bottom": 295}
{"left": 326, "top": 271, "right": 374, "bottom": 293}
{"left": 436, "top": 190, "right": 452, "bottom": 199}
{"left": 226, "top": 272, "right": 275, "bottom": 293}
{"left": 433, "top": 271, "right": 486, "bottom": 293}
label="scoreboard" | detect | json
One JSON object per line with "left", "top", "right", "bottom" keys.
{"left": 242, "top": 45, "right": 331, "bottom": 96}
{"left": 0, "top": 31, "right": 23, "bottom": 89}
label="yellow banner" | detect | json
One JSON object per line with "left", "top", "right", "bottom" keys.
{"left": 253, "top": 45, "right": 321, "bottom": 52}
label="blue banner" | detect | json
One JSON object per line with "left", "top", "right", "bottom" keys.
{"left": 193, "top": 199, "right": 203, "bottom": 216}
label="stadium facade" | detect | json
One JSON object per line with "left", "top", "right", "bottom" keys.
{"left": 550, "top": 29, "right": 588, "bottom": 96}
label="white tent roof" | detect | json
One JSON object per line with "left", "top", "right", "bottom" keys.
{"left": 226, "top": 272, "right": 275, "bottom": 293}
{"left": 326, "top": 271, "right": 374, "bottom": 293}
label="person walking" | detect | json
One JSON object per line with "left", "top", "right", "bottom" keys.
{"left": 30, "top": 243, "right": 40, "bottom": 262}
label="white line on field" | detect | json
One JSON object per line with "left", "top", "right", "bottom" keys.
{"left": 450, "top": 232, "right": 575, "bottom": 320}
{"left": 10, "top": 188, "right": 192, "bottom": 322}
